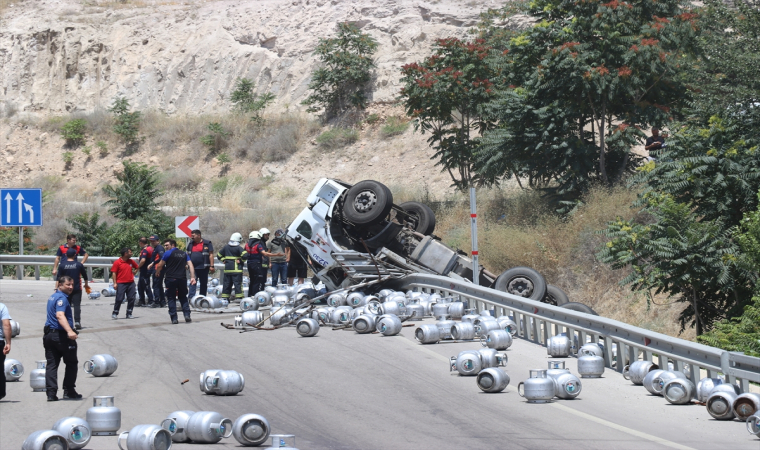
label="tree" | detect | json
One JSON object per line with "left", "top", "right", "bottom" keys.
{"left": 475, "top": 0, "right": 698, "bottom": 200}
{"left": 200, "top": 123, "right": 230, "bottom": 154}
{"left": 302, "top": 22, "right": 378, "bottom": 121}
{"left": 399, "top": 38, "right": 500, "bottom": 190}
{"left": 102, "top": 161, "right": 162, "bottom": 221}
{"left": 67, "top": 212, "right": 108, "bottom": 255}
{"left": 230, "top": 78, "right": 275, "bottom": 124}
{"left": 60, "top": 119, "right": 87, "bottom": 148}
{"left": 108, "top": 97, "right": 142, "bottom": 148}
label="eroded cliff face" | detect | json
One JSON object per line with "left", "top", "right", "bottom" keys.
{"left": 0, "top": 0, "right": 497, "bottom": 116}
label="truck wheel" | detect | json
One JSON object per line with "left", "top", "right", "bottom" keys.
{"left": 399, "top": 201, "right": 436, "bottom": 235}
{"left": 543, "top": 284, "right": 569, "bottom": 306}
{"left": 343, "top": 180, "right": 393, "bottom": 225}
{"left": 494, "top": 266, "right": 547, "bottom": 301}
{"left": 559, "top": 302, "right": 598, "bottom": 315}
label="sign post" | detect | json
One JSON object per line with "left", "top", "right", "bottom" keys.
{"left": 1, "top": 188, "right": 43, "bottom": 279}
{"left": 175, "top": 216, "right": 199, "bottom": 239}
{"left": 470, "top": 187, "right": 479, "bottom": 286}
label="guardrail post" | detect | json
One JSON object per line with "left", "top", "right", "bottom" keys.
{"left": 603, "top": 338, "right": 614, "bottom": 368}
{"left": 34, "top": 265, "right": 40, "bottom": 280}
{"left": 657, "top": 354, "right": 667, "bottom": 371}
{"left": 530, "top": 317, "right": 539, "bottom": 343}
{"left": 616, "top": 341, "right": 625, "bottom": 372}
{"left": 514, "top": 312, "right": 523, "bottom": 338}
{"left": 16, "top": 264, "right": 23, "bottom": 280}
{"left": 0, "top": 263, "right": 4, "bottom": 279}
{"left": 87, "top": 267, "right": 93, "bottom": 281}
{"left": 628, "top": 345, "right": 636, "bottom": 365}
{"left": 542, "top": 320, "right": 549, "bottom": 345}
{"left": 689, "top": 364, "right": 701, "bottom": 386}
{"left": 673, "top": 359, "right": 683, "bottom": 373}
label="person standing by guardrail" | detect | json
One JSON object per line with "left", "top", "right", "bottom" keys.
{"left": 56, "top": 248, "right": 89, "bottom": 330}
{"left": 0, "top": 301, "right": 12, "bottom": 401}
{"left": 187, "top": 229, "right": 214, "bottom": 298}
{"left": 110, "top": 248, "right": 138, "bottom": 320}
{"left": 43, "top": 276, "right": 81, "bottom": 402}
{"left": 52, "top": 234, "right": 88, "bottom": 277}
{"left": 155, "top": 239, "right": 196, "bottom": 324}
{"left": 147, "top": 235, "right": 166, "bottom": 308}
{"left": 136, "top": 237, "right": 154, "bottom": 308}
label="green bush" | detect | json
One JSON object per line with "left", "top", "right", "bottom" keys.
{"left": 230, "top": 78, "right": 276, "bottom": 124}
{"left": 96, "top": 141, "right": 108, "bottom": 156}
{"left": 364, "top": 113, "right": 381, "bottom": 125}
{"left": 216, "top": 152, "right": 231, "bottom": 165}
{"left": 379, "top": 116, "right": 410, "bottom": 138}
{"left": 82, "top": 146, "right": 92, "bottom": 158}
{"left": 108, "top": 97, "right": 142, "bottom": 147}
{"left": 62, "top": 151, "right": 74, "bottom": 165}
{"left": 316, "top": 127, "right": 359, "bottom": 149}
{"left": 211, "top": 175, "right": 242, "bottom": 194}
{"left": 200, "top": 122, "right": 230, "bottom": 153}
{"left": 60, "top": 119, "right": 87, "bottom": 147}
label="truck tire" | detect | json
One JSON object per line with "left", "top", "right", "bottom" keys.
{"left": 543, "top": 284, "right": 569, "bottom": 306}
{"left": 494, "top": 267, "right": 547, "bottom": 301}
{"left": 559, "top": 302, "right": 598, "bottom": 315}
{"left": 399, "top": 201, "right": 436, "bottom": 235}
{"left": 343, "top": 180, "right": 393, "bottom": 225}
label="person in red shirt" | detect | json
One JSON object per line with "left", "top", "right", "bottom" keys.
{"left": 110, "top": 248, "right": 138, "bottom": 320}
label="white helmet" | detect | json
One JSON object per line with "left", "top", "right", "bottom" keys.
{"left": 230, "top": 232, "right": 243, "bottom": 243}
{"left": 259, "top": 228, "right": 271, "bottom": 235}
{"left": 249, "top": 231, "right": 260, "bottom": 240}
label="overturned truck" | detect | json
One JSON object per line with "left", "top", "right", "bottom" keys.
{"left": 285, "top": 178, "right": 584, "bottom": 309}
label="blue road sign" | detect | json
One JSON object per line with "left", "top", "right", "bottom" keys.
{"left": 1, "top": 188, "right": 43, "bottom": 226}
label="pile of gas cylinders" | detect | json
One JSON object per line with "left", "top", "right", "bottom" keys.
{"left": 623, "top": 360, "right": 760, "bottom": 437}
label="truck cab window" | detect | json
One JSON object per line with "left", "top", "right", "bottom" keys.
{"left": 296, "top": 220, "right": 313, "bottom": 240}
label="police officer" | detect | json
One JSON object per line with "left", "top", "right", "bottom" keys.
{"left": 56, "top": 247, "right": 89, "bottom": 330}
{"left": 43, "top": 276, "right": 81, "bottom": 402}
{"left": 217, "top": 233, "right": 247, "bottom": 301}
{"left": 187, "top": 229, "right": 215, "bottom": 298}
{"left": 136, "top": 237, "right": 154, "bottom": 307}
{"left": 155, "top": 239, "right": 196, "bottom": 324}
{"left": 0, "top": 301, "right": 12, "bottom": 401}
{"left": 147, "top": 235, "right": 166, "bottom": 308}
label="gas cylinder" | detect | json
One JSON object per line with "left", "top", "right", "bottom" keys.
{"left": 447, "top": 302, "right": 465, "bottom": 320}
{"left": 642, "top": 369, "right": 665, "bottom": 395}
{"left": 747, "top": 414, "right": 760, "bottom": 437}
{"left": 418, "top": 299, "right": 433, "bottom": 316}
{"left": 554, "top": 372, "right": 582, "bottom": 399}
{"left": 269, "top": 307, "right": 294, "bottom": 326}
{"left": 480, "top": 330, "right": 513, "bottom": 350}
{"left": 734, "top": 393, "right": 760, "bottom": 421}
{"left": 415, "top": 324, "right": 440, "bottom": 344}
{"left": 4, "top": 358, "right": 23, "bottom": 381}
{"left": 331, "top": 307, "right": 352, "bottom": 325}
{"left": 9, "top": 319, "right": 20, "bottom": 337}
{"left": 185, "top": 411, "right": 233, "bottom": 444}
{"left": 451, "top": 322, "right": 476, "bottom": 340}
{"left": 30, "top": 360, "right": 46, "bottom": 392}
{"left": 450, "top": 350, "right": 483, "bottom": 376}
{"left": 88, "top": 291, "right": 101, "bottom": 300}
{"left": 462, "top": 310, "right": 480, "bottom": 323}
{"left": 327, "top": 293, "right": 346, "bottom": 307}
{"left": 478, "top": 348, "right": 508, "bottom": 368}
{"left": 496, "top": 316, "right": 518, "bottom": 336}
{"left": 296, "top": 318, "right": 319, "bottom": 337}
{"left": 353, "top": 314, "right": 377, "bottom": 334}
{"left": 210, "top": 278, "right": 220, "bottom": 287}
{"left": 118, "top": 424, "right": 173, "bottom": 450}
{"left": 345, "top": 291, "right": 365, "bottom": 307}
{"left": 264, "top": 286, "right": 276, "bottom": 295}
{"left": 253, "top": 291, "right": 272, "bottom": 307}
{"left": 577, "top": 355, "right": 605, "bottom": 378}
{"left": 578, "top": 343, "right": 603, "bottom": 357}
{"left": 431, "top": 303, "right": 449, "bottom": 317}
{"left": 101, "top": 286, "right": 116, "bottom": 297}
{"left": 233, "top": 414, "right": 270, "bottom": 447}
{"left": 406, "top": 303, "right": 425, "bottom": 320}
{"left": 87, "top": 396, "right": 121, "bottom": 436}
{"left": 203, "top": 370, "right": 245, "bottom": 396}
{"left": 240, "top": 298, "right": 258, "bottom": 311}
{"left": 435, "top": 316, "right": 456, "bottom": 340}
{"left": 695, "top": 378, "right": 724, "bottom": 403}
{"left": 52, "top": 417, "right": 91, "bottom": 450}
{"left": 83, "top": 354, "right": 118, "bottom": 377}
{"left": 546, "top": 335, "right": 571, "bottom": 357}
{"left": 377, "top": 289, "right": 394, "bottom": 300}
{"left": 377, "top": 314, "right": 402, "bottom": 336}
{"left": 707, "top": 389, "right": 738, "bottom": 420}
{"left": 517, "top": 369, "right": 556, "bottom": 403}
{"left": 22, "top": 430, "right": 68, "bottom": 450}
{"left": 241, "top": 311, "right": 264, "bottom": 327}
{"left": 652, "top": 371, "right": 688, "bottom": 395}
{"left": 477, "top": 368, "right": 510, "bottom": 393}
{"left": 546, "top": 361, "right": 570, "bottom": 381}
{"left": 473, "top": 320, "right": 500, "bottom": 338}
{"left": 622, "top": 361, "right": 659, "bottom": 385}
{"left": 265, "top": 434, "right": 299, "bottom": 450}
{"left": 351, "top": 294, "right": 374, "bottom": 308}
{"left": 164, "top": 410, "right": 194, "bottom": 443}
{"left": 380, "top": 300, "right": 406, "bottom": 316}
{"left": 663, "top": 378, "right": 695, "bottom": 405}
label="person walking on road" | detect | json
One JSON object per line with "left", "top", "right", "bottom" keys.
{"left": 136, "top": 237, "right": 154, "bottom": 308}
{"left": 0, "top": 301, "right": 13, "bottom": 401}
{"left": 52, "top": 234, "right": 88, "bottom": 277}
{"left": 110, "top": 248, "right": 138, "bottom": 320}
{"left": 269, "top": 229, "right": 288, "bottom": 287}
{"left": 287, "top": 241, "right": 309, "bottom": 286}
{"left": 147, "top": 235, "right": 166, "bottom": 308}
{"left": 155, "top": 239, "right": 196, "bottom": 324}
{"left": 187, "top": 230, "right": 215, "bottom": 298}
{"left": 56, "top": 248, "right": 89, "bottom": 330}
{"left": 217, "top": 233, "right": 247, "bottom": 301}
{"left": 43, "top": 276, "right": 81, "bottom": 402}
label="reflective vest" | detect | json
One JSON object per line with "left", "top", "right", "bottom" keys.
{"left": 217, "top": 244, "right": 247, "bottom": 273}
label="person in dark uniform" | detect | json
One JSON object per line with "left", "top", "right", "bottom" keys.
{"left": 110, "top": 248, "right": 138, "bottom": 320}
{"left": 245, "top": 231, "right": 279, "bottom": 295}
{"left": 0, "top": 301, "right": 13, "bottom": 401}
{"left": 43, "top": 276, "right": 81, "bottom": 402}
{"left": 217, "top": 233, "right": 247, "bottom": 301}
{"left": 155, "top": 239, "right": 196, "bottom": 324}
{"left": 187, "top": 229, "right": 215, "bottom": 298}
{"left": 136, "top": 237, "right": 154, "bottom": 307}
{"left": 286, "top": 241, "right": 309, "bottom": 286}
{"left": 147, "top": 235, "right": 166, "bottom": 308}
{"left": 52, "top": 234, "right": 88, "bottom": 277}
{"left": 56, "top": 248, "right": 89, "bottom": 330}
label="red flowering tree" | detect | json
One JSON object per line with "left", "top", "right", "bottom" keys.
{"left": 399, "top": 38, "right": 501, "bottom": 190}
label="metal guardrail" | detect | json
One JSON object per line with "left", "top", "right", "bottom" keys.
{"left": 387, "top": 273, "right": 760, "bottom": 392}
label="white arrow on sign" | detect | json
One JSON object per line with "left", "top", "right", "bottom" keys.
{"left": 24, "top": 203, "right": 34, "bottom": 223}
{"left": 4, "top": 193, "right": 11, "bottom": 223}
{"left": 16, "top": 193, "right": 24, "bottom": 224}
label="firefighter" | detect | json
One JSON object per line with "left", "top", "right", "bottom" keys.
{"left": 217, "top": 233, "right": 247, "bottom": 301}
{"left": 245, "top": 230, "right": 283, "bottom": 294}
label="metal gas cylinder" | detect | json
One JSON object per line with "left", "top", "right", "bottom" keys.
{"left": 83, "top": 354, "right": 118, "bottom": 377}
{"left": 663, "top": 378, "right": 695, "bottom": 405}
{"left": 473, "top": 319, "right": 500, "bottom": 338}
{"left": 747, "top": 414, "right": 760, "bottom": 437}
{"left": 380, "top": 300, "right": 406, "bottom": 316}
{"left": 435, "top": 316, "right": 456, "bottom": 340}
{"left": 462, "top": 310, "right": 480, "bottom": 323}
{"left": 377, "top": 289, "right": 394, "bottom": 300}
{"left": 253, "top": 291, "right": 272, "bottom": 307}
{"left": 734, "top": 393, "right": 760, "bottom": 421}
{"left": 163, "top": 410, "right": 194, "bottom": 443}
{"left": 269, "top": 307, "right": 294, "bottom": 326}
{"left": 264, "top": 286, "right": 276, "bottom": 295}
{"left": 415, "top": 324, "right": 440, "bottom": 344}
{"left": 518, "top": 369, "right": 556, "bottom": 403}
{"left": 377, "top": 314, "right": 402, "bottom": 336}
{"left": 622, "top": 361, "right": 659, "bottom": 385}
{"left": 188, "top": 295, "right": 203, "bottom": 308}
{"left": 426, "top": 293, "right": 442, "bottom": 303}
{"left": 233, "top": 414, "right": 270, "bottom": 447}
{"left": 210, "top": 278, "right": 220, "bottom": 287}
{"left": 203, "top": 370, "right": 245, "bottom": 396}
{"left": 327, "top": 293, "right": 347, "bottom": 307}
{"left": 274, "top": 284, "right": 291, "bottom": 298}
{"left": 577, "top": 355, "right": 605, "bottom": 378}
{"left": 480, "top": 329, "right": 513, "bottom": 350}
{"left": 353, "top": 314, "right": 377, "bottom": 334}
{"left": 711, "top": 383, "right": 740, "bottom": 396}
{"left": 201, "top": 295, "right": 226, "bottom": 309}
{"left": 554, "top": 372, "right": 582, "bottom": 399}
{"left": 406, "top": 291, "right": 424, "bottom": 300}
{"left": 4, "top": 358, "right": 24, "bottom": 381}
{"left": 546, "top": 361, "right": 570, "bottom": 380}
{"left": 578, "top": 343, "right": 603, "bottom": 358}
{"left": 450, "top": 350, "right": 483, "bottom": 376}
{"left": 695, "top": 378, "right": 724, "bottom": 403}
{"left": 642, "top": 369, "right": 666, "bottom": 395}
{"left": 405, "top": 303, "right": 425, "bottom": 320}
{"left": 88, "top": 291, "right": 101, "bottom": 300}
{"left": 431, "top": 303, "right": 450, "bottom": 317}
{"left": 185, "top": 411, "right": 233, "bottom": 444}
{"left": 52, "top": 417, "right": 91, "bottom": 450}
{"left": 652, "top": 371, "right": 688, "bottom": 395}
{"left": 496, "top": 316, "right": 518, "bottom": 336}
{"left": 30, "top": 360, "right": 46, "bottom": 392}
{"left": 265, "top": 434, "right": 299, "bottom": 450}
{"left": 87, "top": 396, "right": 121, "bottom": 436}
{"left": 312, "top": 307, "right": 331, "bottom": 323}
{"left": 478, "top": 348, "right": 508, "bottom": 368}
{"left": 331, "top": 307, "right": 352, "bottom": 325}
{"left": 351, "top": 294, "right": 374, "bottom": 308}
{"left": 240, "top": 298, "right": 258, "bottom": 311}
{"left": 241, "top": 311, "right": 264, "bottom": 327}
{"left": 365, "top": 299, "right": 382, "bottom": 315}
{"left": 346, "top": 291, "right": 366, "bottom": 306}
{"left": 9, "top": 319, "right": 20, "bottom": 337}
{"left": 451, "top": 322, "right": 476, "bottom": 341}
{"left": 546, "top": 335, "right": 572, "bottom": 357}
{"left": 477, "top": 367, "right": 511, "bottom": 393}
{"left": 22, "top": 430, "right": 68, "bottom": 450}
{"left": 446, "top": 302, "right": 465, "bottom": 319}
{"left": 118, "top": 424, "right": 173, "bottom": 450}
{"left": 296, "top": 318, "right": 319, "bottom": 337}
{"left": 101, "top": 286, "right": 116, "bottom": 297}
{"left": 706, "top": 389, "right": 738, "bottom": 420}
{"left": 199, "top": 370, "right": 218, "bottom": 393}
{"left": 418, "top": 299, "right": 433, "bottom": 316}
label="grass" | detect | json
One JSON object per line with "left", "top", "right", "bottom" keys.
{"left": 379, "top": 116, "right": 410, "bottom": 138}
{"left": 316, "top": 127, "right": 359, "bottom": 149}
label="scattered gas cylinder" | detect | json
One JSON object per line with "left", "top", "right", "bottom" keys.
{"left": 101, "top": 287, "right": 116, "bottom": 297}
{"left": 164, "top": 410, "right": 194, "bottom": 443}
{"left": 546, "top": 335, "right": 572, "bottom": 357}
{"left": 327, "top": 293, "right": 346, "bottom": 307}
{"left": 415, "top": 324, "right": 440, "bottom": 344}
{"left": 353, "top": 314, "right": 377, "bottom": 334}
{"left": 652, "top": 371, "right": 688, "bottom": 395}
{"left": 518, "top": 369, "right": 555, "bottom": 403}
{"left": 233, "top": 414, "right": 271, "bottom": 447}
{"left": 546, "top": 361, "right": 570, "bottom": 380}
{"left": 331, "top": 307, "right": 352, "bottom": 325}
{"left": 269, "top": 307, "right": 294, "bottom": 326}
{"left": 88, "top": 291, "right": 101, "bottom": 300}
{"left": 345, "top": 291, "right": 365, "bottom": 307}
{"left": 253, "top": 291, "right": 272, "bottom": 307}
{"left": 695, "top": 378, "right": 724, "bottom": 403}
{"left": 496, "top": 316, "right": 518, "bottom": 336}
{"left": 451, "top": 322, "right": 476, "bottom": 341}
{"left": 239, "top": 298, "right": 258, "bottom": 311}
{"left": 83, "top": 354, "right": 118, "bottom": 377}
{"left": 622, "top": 361, "right": 659, "bottom": 385}
{"left": 477, "top": 368, "right": 510, "bottom": 393}
{"left": 377, "top": 314, "right": 402, "bottom": 336}
{"left": 377, "top": 289, "right": 394, "bottom": 300}
{"left": 480, "top": 329, "right": 513, "bottom": 350}
{"left": 30, "top": 360, "right": 46, "bottom": 392}
{"left": 87, "top": 396, "right": 121, "bottom": 436}
{"left": 185, "top": 411, "right": 233, "bottom": 444}
{"left": 435, "top": 316, "right": 456, "bottom": 340}
{"left": 747, "top": 414, "right": 760, "bottom": 437}
{"left": 9, "top": 319, "right": 20, "bottom": 337}
{"left": 380, "top": 300, "right": 406, "bottom": 316}
{"left": 199, "top": 295, "right": 225, "bottom": 309}
{"left": 578, "top": 343, "right": 603, "bottom": 358}
{"left": 462, "top": 310, "right": 480, "bottom": 323}
{"left": 203, "top": 370, "right": 245, "bottom": 396}
{"left": 473, "top": 320, "right": 500, "bottom": 339}
{"left": 265, "top": 434, "right": 299, "bottom": 450}
{"left": 405, "top": 303, "right": 425, "bottom": 320}
{"left": 241, "top": 311, "right": 264, "bottom": 327}
{"left": 450, "top": 350, "right": 483, "bottom": 376}
{"left": 447, "top": 302, "right": 465, "bottom": 320}
{"left": 577, "top": 355, "right": 605, "bottom": 378}
{"left": 210, "top": 278, "right": 220, "bottom": 287}
{"left": 478, "top": 348, "right": 507, "bottom": 368}
{"left": 296, "top": 318, "right": 319, "bottom": 337}
{"left": 4, "top": 358, "right": 24, "bottom": 381}
{"left": 22, "top": 430, "right": 68, "bottom": 450}
{"left": 663, "top": 378, "right": 695, "bottom": 405}
{"left": 52, "top": 417, "right": 91, "bottom": 450}
{"left": 118, "top": 424, "right": 173, "bottom": 450}
{"left": 553, "top": 372, "right": 582, "bottom": 399}
{"left": 734, "top": 393, "right": 760, "bottom": 421}
{"left": 707, "top": 389, "right": 738, "bottom": 420}
{"left": 431, "top": 303, "right": 449, "bottom": 317}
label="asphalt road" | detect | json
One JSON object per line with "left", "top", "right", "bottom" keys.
{"left": 0, "top": 279, "right": 757, "bottom": 449}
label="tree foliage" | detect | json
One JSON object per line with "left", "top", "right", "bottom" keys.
{"left": 102, "top": 161, "right": 163, "bottom": 221}
{"left": 108, "top": 97, "right": 142, "bottom": 147}
{"left": 200, "top": 122, "right": 230, "bottom": 153}
{"left": 230, "top": 78, "right": 276, "bottom": 124}
{"left": 60, "top": 119, "right": 87, "bottom": 148}
{"left": 302, "top": 22, "right": 378, "bottom": 121}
